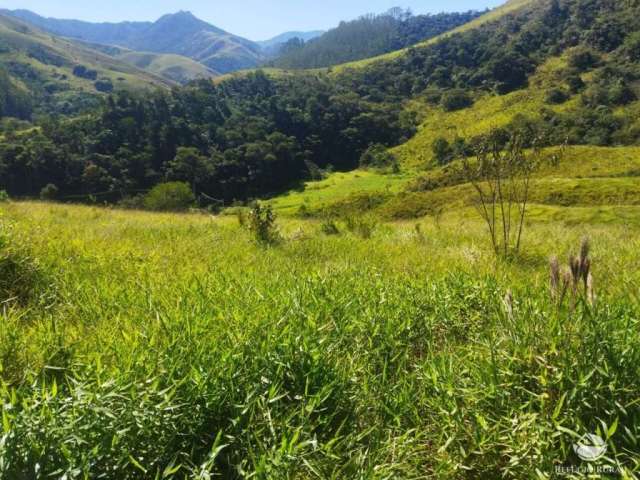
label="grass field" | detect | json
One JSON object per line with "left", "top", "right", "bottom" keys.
{"left": 1, "top": 200, "right": 639, "bottom": 478}
{"left": 2, "top": 1, "right": 640, "bottom": 476}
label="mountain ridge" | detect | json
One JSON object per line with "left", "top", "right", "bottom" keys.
{"left": 1, "top": 9, "right": 264, "bottom": 74}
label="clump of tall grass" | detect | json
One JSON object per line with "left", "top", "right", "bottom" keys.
{"left": 246, "top": 202, "right": 281, "bottom": 245}
{"left": 414, "top": 223, "right": 426, "bottom": 244}
{"left": 550, "top": 236, "right": 595, "bottom": 309}
{"left": 0, "top": 218, "right": 46, "bottom": 305}
{"left": 344, "top": 215, "right": 378, "bottom": 239}
{"left": 320, "top": 219, "right": 340, "bottom": 235}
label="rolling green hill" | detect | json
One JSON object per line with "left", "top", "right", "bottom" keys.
{"left": 3, "top": 0, "right": 640, "bottom": 476}
{"left": 0, "top": 13, "right": 172, "bottom": 118}
{"left": 115, "top": 51, "right": 219, "bottom": 84}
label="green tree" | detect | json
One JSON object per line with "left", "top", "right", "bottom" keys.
{"left": 166, "top": 147, "right": 213, "bottom": 195}
{"left": 143, "top": 182, "right": 196, "bottom": 212}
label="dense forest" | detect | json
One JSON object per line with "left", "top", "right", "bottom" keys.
{"left": 0, "top": 66, "right": 32, "bottom": 119}
{"left": 2, "top": 0, "right": 640, "bottom": 204}
{"left": 0, "top": 74, "right": 413, "bottom": 203}
{"left": 271, "top": 9, "right": 484, "bottom": 69}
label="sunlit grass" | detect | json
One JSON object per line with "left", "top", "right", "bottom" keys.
{"left": 1, "top": 201, "right": 639, "bottom": 477}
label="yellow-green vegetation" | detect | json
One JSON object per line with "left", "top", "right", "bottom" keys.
{"left": 263, "top": 144, "right": 640, "bottom": 220}
{"left": 1, "top": 200, "right": 639, "bottom": 477}
{"left": 116, "top": 51, "right": 219, "bottom": 84}
{"left": 268, "top": 170, "right": 410, "bottom": 215}
{"left": 393, "top": 55, "right": 580, "bottom": 169}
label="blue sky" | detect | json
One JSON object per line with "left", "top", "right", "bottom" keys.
{"left": 0, "top": 0, "right": 505, "bottom": 40}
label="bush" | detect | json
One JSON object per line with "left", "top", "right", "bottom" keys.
{"left": 0, "top": 190, "right": 8, "bottom": 202}
{"left": 545, "top": 88, "right": 569, "bottom": 105}
{"left": 40, "top": 183, "right": 59, "bottom": 201}
{"left": 72, "top": 65, "right": 98, "bottom": 80}
{"left": 94, "top": 78, "right": 114, "bottom": 93}
{"left": 246, "top": 203, "right": 281, "bottom": 245}
{"left": 440, "top": 89, "right": 473, "bottom": 111}
{"left": 566, "top": 73, "right": 586, "bottom": 94}
{"left": 568, "top": 48, "right": 599, "bottom": 72}
{"left": 143, "top": 182, "right": 195, "bottom": 212}
{"left": 432, "top": 137, "right": 453, "bottom": 165}
{"left": 359, "top": 144, "right": 398, "bottom": 171}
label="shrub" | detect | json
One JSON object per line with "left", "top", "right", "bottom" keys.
{"left": 40, "top": 183, "right": 59, "bottom": 201}
{"left": 432, "top": 137, "right": 453, "bottom": 165}
{"left": 568, "top": 48, "right": 599, "bottom": 72}
{"left": 359, "top": 144, "right": 397, "bottom": 170}
{"left": 246, "top": 203, "right": 281, "bottom": 245}
{"left": 143, "top": 182, "right": 195, "bottom": 212}
{"left": 545, "top": 88, "right": 569, "bottom": 105}
{"left": 72, "top": 65, "right": 98, "bottom": 80}
{"left": 94, "top": 78, "right": 114, "bottom": 93}
{"left": 440, "top": 89, "right": 473, "bottom": 111}
{"left": 0, "top": 190, "right": 8, "bottom": 202}
{"left": 566, "top": 73, "right": 586, "bottom": 94}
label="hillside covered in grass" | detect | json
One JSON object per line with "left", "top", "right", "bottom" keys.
{"left": 1, "top": 199, "right": 639, "bottom": 477}
{"left": 0, "top": 14, "right": 173, "bottom": 119}
{"left": 3, "top": 0, "right": 640, "bottom": 210}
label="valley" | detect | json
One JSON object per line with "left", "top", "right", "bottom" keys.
{"left": 1, "top": 0, "right": 640, "bottom": 477}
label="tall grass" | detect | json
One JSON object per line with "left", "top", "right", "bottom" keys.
{"left": 0, "top": 202, "right": 639, "bottom": 479}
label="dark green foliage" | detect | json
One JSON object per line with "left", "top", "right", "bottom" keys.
{"left": 545, "top": 88, "right": 570, "bottom": 104}
{"left": 568, "top": 47, "right": 600, "bottom": 71}
{"left": 246, "top": 202, "right": 281, "bottom": 245}
{"left": 440, "top": 90, "right": 473, "bottom": 112}
{"left": 0, "top": 67, "right": 32, "bottom": 120}
{"left": 566, "top": 72, "right": 586, "bottom": 94}
{"left": 0, "top": 72, "right": 413, "bottom": 202}
{"left": 432, "top": 137, "right": 454, "bottom": 166}
{"left": 94, "top": 78, "right": 113, "bottom": 93}
{"left": 143, "top": 182, "right": 195, "bottom": 211}
{"left": 72, "top": 65, "right": 98, "bottom": 80}
{"left": 0, "top": 190, "right": 8, "bottom": 202}
{"left": 272, "top": 9, "right": 483, "bottom": 69}
{"left": 359, "top": 144, "right": 397, "bottom": 170}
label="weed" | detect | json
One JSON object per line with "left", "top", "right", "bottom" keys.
{"left": 320, "top": 219, "right": 340, "bottom": 235}
{"left": 246, "top": 202, "right": 281, "bottom": 245}
{"left": 344, "top": 215, "right": 378, "bottom": 239}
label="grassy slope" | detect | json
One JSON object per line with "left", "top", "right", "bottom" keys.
{"left": 116, "top": 51, "right": 219, "bottom": 84}
{"left": 1, "top": 201, "right": 639, "bottom": 476}
{"left": 0, "top": 14, "right": 174, "bottom": 96}
{"left": 264, "top": 49, "right": 640, "bottom": 221}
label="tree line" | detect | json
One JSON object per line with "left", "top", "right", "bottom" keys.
{"left": 2, "top": 0, "right": 640, "bottom": 205}
{"left": 271, "top": 8, "right": 484, "bottom": 69}
{"left": 0, "top": 72, "right": 413, "bottom": 203}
